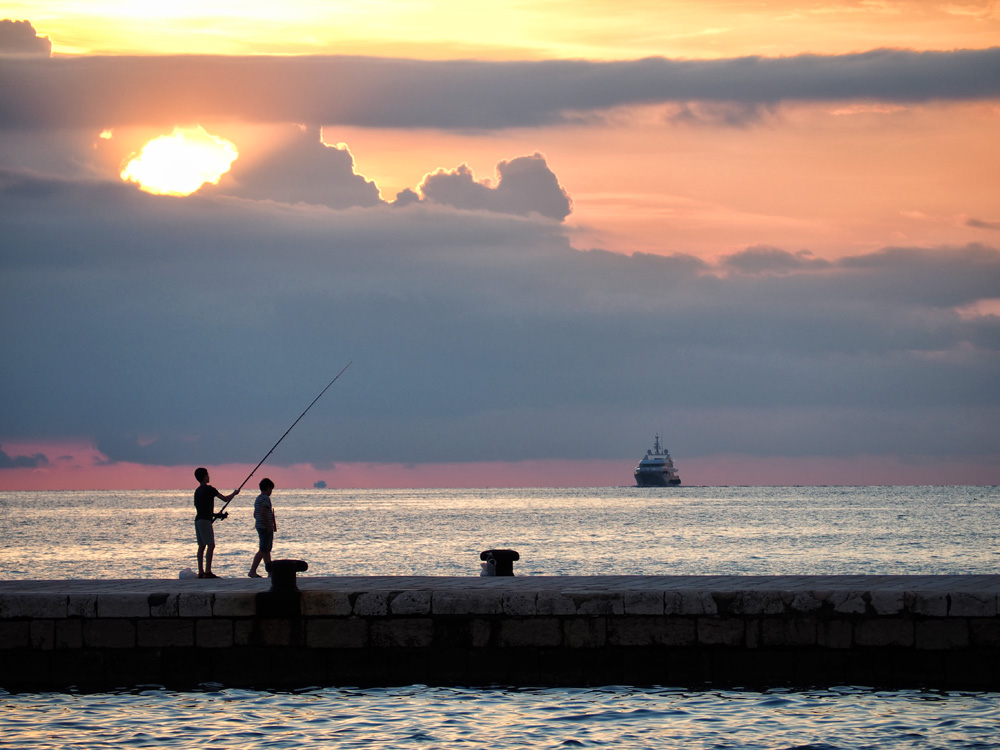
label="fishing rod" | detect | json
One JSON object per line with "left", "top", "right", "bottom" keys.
{"left": 215, "top": 361, "right": 352, "bottom": 520}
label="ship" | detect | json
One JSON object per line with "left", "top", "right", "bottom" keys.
{"left": 634, "top": 434, "right": 681, "bottom": 486}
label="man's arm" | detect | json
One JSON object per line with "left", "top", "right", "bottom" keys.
{"left": 211, "top": 488, "right": 239, "bottom": 521}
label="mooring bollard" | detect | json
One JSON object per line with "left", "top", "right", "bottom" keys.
{"left": 256, "top": 559, "right": 308, "bottom": 618}
{"left": 267, "top": 559, "right": 309, "bottom": 592}
{"left": 479, "top": 549, "right": 520, "bottom": 576}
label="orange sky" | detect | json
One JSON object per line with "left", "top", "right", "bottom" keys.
{"left": 12, "top": 1, "right": 1000, "bottom": 59}
{"left": 83, "top": 98, "right": 1000, "bottom": 260}
{"left": 11, "top": 1, "right": 998, "bottom": 260}
{"left": 325, "top": 100, "right": 1000, "bottom": 258}
{"left": 3, "top": 1, "right": 996, "bottom": 259}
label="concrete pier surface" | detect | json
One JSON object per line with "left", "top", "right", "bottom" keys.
{"left": 2, "top": 575, "right": 999, "bottom": 691}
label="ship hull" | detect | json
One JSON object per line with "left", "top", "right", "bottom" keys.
{"left": 634, "top": 472, "right": 681, "bottom": 487}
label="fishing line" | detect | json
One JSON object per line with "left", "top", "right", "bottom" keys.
{"left": 216, "top": 361, "right": 352, "bottom": 519}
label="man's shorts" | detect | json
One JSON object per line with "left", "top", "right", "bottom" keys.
{"left": 257, "top": 528, "right": 274, "bottom": 554}
{"left": 195, "top": 519, "right": 215, "bottom": 546}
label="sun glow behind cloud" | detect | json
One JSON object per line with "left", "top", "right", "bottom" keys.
{"left": 120, "top": 126, "right": 238, "bottom": 195}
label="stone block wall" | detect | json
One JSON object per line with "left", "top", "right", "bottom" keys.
{"left": 1, "top": 579, "right": 999, "bottom": 690}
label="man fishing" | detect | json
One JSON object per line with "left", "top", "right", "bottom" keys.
{"left": 193, "top": 467, "right": 240, "bottom": 579}
{"left": 191, "top": 362, "right": 351, "bottom": 579}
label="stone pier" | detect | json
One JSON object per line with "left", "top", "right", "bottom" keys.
{"left": 1, "top": 575, "right": 998, "bottom": 691}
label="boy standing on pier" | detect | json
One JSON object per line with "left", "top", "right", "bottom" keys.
{"left": 193, "top": 467, "right": 239, "bottom": 579}
{"left": 249, "top": 477, "right": 277, "bottom": 578}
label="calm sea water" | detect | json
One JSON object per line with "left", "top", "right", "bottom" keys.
{"left": 2, "top": 485, "right": 998, "bottom": 579}
{"left": 1, "top": 485, "right": 998, "bottom": 749}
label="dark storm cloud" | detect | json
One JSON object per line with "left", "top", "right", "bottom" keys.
{"left": 0, "top": 20, "right": 50, "bottom": 57}
{"left": 1, "top": 169, "right": 998, "bottom": 468}
{"left": 1, "top": 47, "right": 998, "bottom": 130}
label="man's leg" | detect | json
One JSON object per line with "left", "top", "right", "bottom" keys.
{"left": 197, "top": 544, "right": 206, "bottom": 576}
{"left": 250, "top": 549, "right": 263, "bottom": 576}
{"left": 261, "top": 531, "right": 273, "bottom": 574}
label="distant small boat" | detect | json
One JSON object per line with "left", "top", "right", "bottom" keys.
{"left": 634, "top": 434, "right": 681, "bottom": 487}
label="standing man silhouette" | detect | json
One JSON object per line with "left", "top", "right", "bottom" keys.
{"left": 193, "top": 467, "right": 239, "bottom": 578}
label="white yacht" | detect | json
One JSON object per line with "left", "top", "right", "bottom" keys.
{"left": 634, "top": 434, "right": 681, "bottom": 486}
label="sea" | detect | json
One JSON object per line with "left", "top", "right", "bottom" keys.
{"left": 1, "top": 485, "right": 998, "bottom": 749}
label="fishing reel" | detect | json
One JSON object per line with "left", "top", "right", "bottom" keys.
{"left": 214, "top": 511, "right": 229, "bottom": 521}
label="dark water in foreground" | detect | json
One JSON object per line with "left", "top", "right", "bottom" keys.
{"left": 1, "top": 485, "right": 998, "bottom": 748}
{"left": 3, "top": 684, "right": 999, "bottom": 750}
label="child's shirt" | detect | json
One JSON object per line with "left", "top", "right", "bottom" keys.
{"left": 253, "top": 492, "right": 274, "bottom": 530}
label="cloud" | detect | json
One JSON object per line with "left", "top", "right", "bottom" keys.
{"left": 208, "top": 126, "right": 382, "bottom": 208}
{"left": 392, "top": 188, "right": 421, "bottom": 207}
{"left": 413, "top": 153, "right": 572, "bottom": 220}
{"left": 2, "top": 47, "right": 999, "bottom": 130}
{"left": 665, "top": 102, "right": 776, "bottom": 128}
{"left": 199, "top": 130, "right": 567, "bottom": 219}
{"left": 721, "top": 246, "right": 832, "bottom": 275}
{"left": 0, "top": 20, "right": 50, "bottom": 57}
{"left": 0, "top": 447, "right": 48, "bottom": 469}
{"left": 1, "top": 169, "right": 998, "bottom": 470}
{"left": 968, "top": 217, "right": 1000, "bottom": 231}
{"left": 200, "top": 129, "right": 569, "bottom": 218}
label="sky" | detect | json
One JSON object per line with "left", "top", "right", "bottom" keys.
{"left": 1, "top": 1, "right": 998, "bottom": 490}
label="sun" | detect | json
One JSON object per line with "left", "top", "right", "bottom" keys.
{"left": 121, "top": 126, "right": 238, "bottom": 196}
